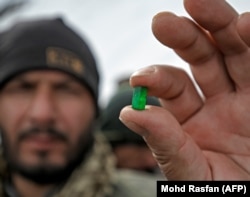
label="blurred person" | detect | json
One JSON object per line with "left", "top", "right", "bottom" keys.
{"left": 120, "top": 0, "right": 250, "bottom": 180}
{"left": 100, "top": 77, "right": 162, "bottom": 175}
{"left": 0, "top": 17, "right": 157, "bottom": 197}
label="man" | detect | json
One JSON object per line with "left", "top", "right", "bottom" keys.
{"left": 0, "top": 17, "right": 157, "bottom": 197}
{"left": 120, "top": 0, "right": 250, "bottom": 180}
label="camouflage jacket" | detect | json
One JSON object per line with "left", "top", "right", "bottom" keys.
{"left": 0, "top": 133, "right": 158, "bottom": 197}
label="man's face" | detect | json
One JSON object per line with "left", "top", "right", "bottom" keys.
{"left": 0, "top": 70, "right": 96, "bottom": 183}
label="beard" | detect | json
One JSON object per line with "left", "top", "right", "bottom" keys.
{"left": 0, "top": 124, "right": 94, "bottom": 185}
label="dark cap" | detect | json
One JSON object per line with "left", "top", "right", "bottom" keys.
{"left": 0, "top": 17, "right": 99, "bottom": 112}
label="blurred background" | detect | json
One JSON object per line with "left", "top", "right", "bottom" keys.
{"left": 0, "top": 0, "right": 249, "bottom": 107}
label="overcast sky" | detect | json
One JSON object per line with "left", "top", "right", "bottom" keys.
{"left": 0, "top": 0, "right": 249, "bottom": 106}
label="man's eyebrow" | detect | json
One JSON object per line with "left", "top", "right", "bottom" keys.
{"left": 56, "top": 78, "right": 78, "bottom": 84}
{"left": 8, "top": 76, "right": 28, "bottom": 83}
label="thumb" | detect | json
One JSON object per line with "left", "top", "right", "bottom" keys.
{"left": 119, "top": 105, "right": 210, "bottom": 180}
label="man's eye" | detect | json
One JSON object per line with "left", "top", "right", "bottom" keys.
{"left": 20, "top": 83, "right": 34, "bottom": 89}
{"left": 3, "top": 83, "right": 34, "bottom": 93}
{"left": 56, "top": 85, "right": 77, "bottom": 93}
{"left": 55, "top": 84, "right": 85, "bottom": 96}
{"left": 15, "top": 83, "right": 34, "bottom": 91}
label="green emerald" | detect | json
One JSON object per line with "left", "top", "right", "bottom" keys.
{"left": 132, "top": 86, "right": 148, "bottom": 110}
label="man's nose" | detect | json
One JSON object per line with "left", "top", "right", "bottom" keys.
{"left": 28, "top": 87, "right": 56, "bottom": 125}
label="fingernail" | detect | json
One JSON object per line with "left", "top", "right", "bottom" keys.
{"left": 131, "top": 66, "right": 156, "bottom": 77}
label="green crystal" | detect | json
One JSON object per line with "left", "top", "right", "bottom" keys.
{"left": 132, "top": 86, "right": 148, "bottom": 110}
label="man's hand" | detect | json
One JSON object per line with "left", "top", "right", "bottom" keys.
{"left": 119, "top": 0, "right": 250, "bottom": 180}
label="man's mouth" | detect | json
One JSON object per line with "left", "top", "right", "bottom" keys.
{"left": 22, "top": 133, "right": 64, "bottom": 151}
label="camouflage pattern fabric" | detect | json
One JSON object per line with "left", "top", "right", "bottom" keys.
{"left": 53, "top": 133, "right": 116, "bottom": 197}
